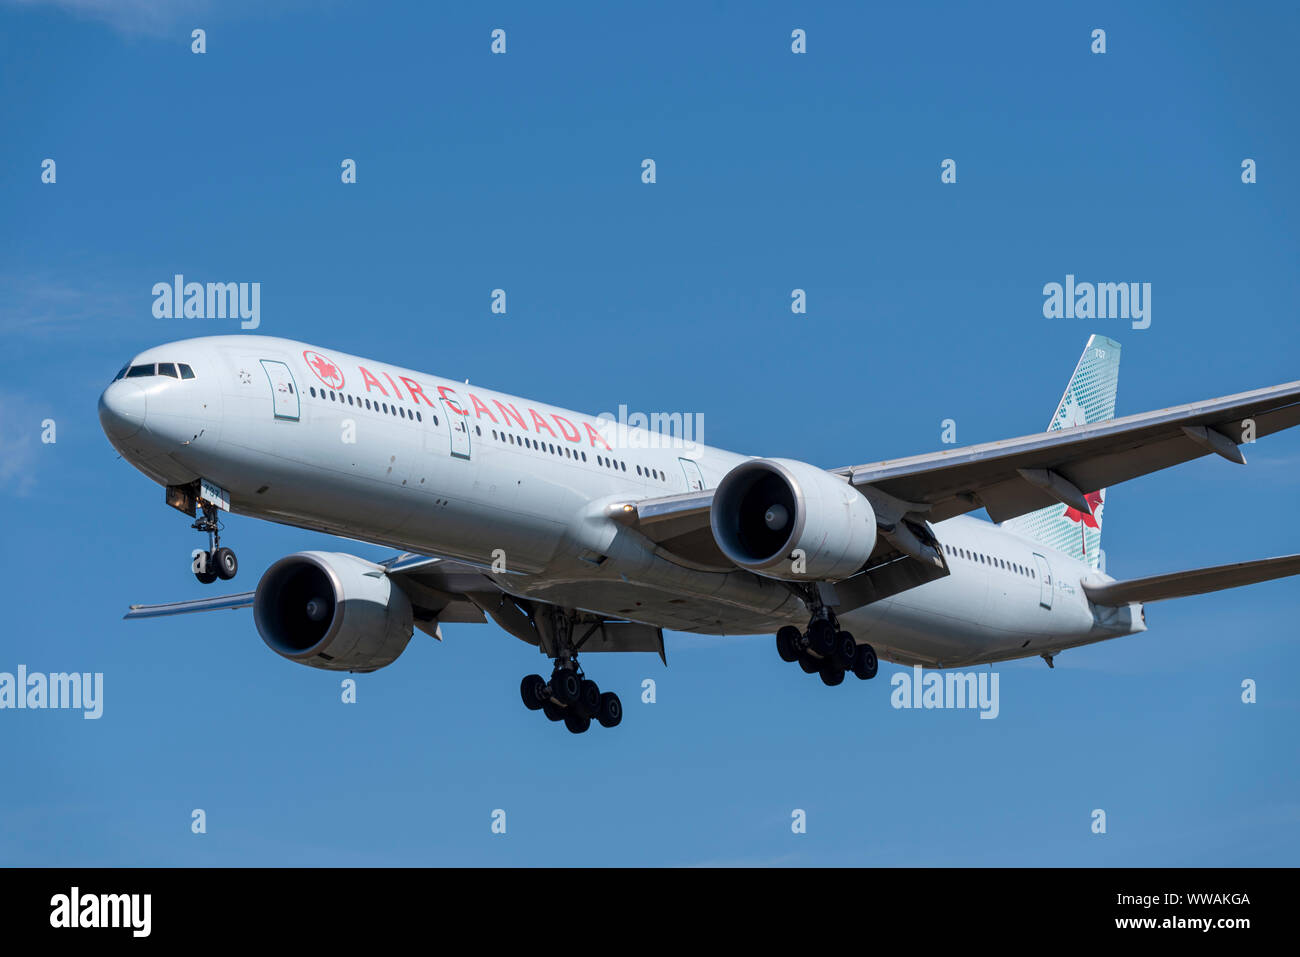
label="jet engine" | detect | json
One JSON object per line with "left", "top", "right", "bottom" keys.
{"left": 253, "top": 551, "right": 414, "bottom": 672}
{"left": 710, "top": 458, "right": 877, "bottom": 581}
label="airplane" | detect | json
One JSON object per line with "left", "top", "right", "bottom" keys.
{"left": 99, "top": 334, "right": 1300, "bottom": 733}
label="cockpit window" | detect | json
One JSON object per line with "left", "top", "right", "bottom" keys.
{"left": 119, "top": 361, "right": 195, "bottom": 380}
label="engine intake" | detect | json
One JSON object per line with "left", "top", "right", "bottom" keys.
{"left": 710, "top": 458, "right": 877, "bottom": 581}
{"left": 253, "top": 551, "right": 414, "bottom": 672}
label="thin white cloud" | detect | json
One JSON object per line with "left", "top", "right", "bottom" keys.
{"left": 3, "top": 0, "right": 213, "bottom": 35}
{"left": 0, "top": 273, "right": 135, "bottom": 339}
{"left": 0, "top": 392, "right": 47, "bottom": 496}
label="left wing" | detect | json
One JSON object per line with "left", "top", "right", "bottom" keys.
{"left": 121, "top": 551, "right": 665, "bottom": 654}
{"left": 125, "top": 592, "right": 255, "bottom": 619}
{"left": 122, "top": 553, "right": 495, "bottom": 632}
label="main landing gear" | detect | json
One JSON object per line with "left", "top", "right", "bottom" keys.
{"left": 519, "top": 609, "right": 622, "bottom": 734}
{"left": 775, "top": 603, "right": 878, "bottom": 687}
{"left": 192, "top": 500, "right": 238, "bottom": 585}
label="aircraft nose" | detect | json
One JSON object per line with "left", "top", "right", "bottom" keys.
{"left": 98, "top": 381, "right": 147, "bottom": 440}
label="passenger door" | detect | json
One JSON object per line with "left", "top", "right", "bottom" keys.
{"left": 678, "top": 457, "right": 705, "bottom": 491}
{"left": 439, "top": 390, "right": 471, "bottom": 460}
{"left": 259, "top": 360, "right": 300, "bottom": 421}
{"left": 1032, "top": 552, "right": 1053, "bottom": 609}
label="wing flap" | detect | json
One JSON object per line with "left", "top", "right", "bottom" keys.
{"left": 1083, "top": 554, "right": 1300, "bottom": 606}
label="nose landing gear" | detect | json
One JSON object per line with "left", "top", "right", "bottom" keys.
{"left": 191, "top": 500, "right": 238, "bottom": 584}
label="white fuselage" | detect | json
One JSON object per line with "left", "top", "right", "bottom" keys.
{"left": 99, "top": 336, "right": 1145, "bottom": 668}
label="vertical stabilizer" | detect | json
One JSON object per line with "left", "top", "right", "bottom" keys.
{"left": 1001, "top": 336, "right": 1121, "bottom": 569}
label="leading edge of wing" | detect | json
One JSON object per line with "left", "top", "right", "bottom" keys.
{"left": 837, "top": 378, "right": 1300, "bottom": 519}
{"left": 124, "top": 592, "right": 256, "bottom": 619}
{"left": 838, "top": 379, "right": 1300, "bottom": 483}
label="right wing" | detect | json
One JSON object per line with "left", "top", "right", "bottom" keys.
{"left": 836, "top": 379, "right": 1300, "bottom": 524}
{"left": 619, "top": 379, "right": 1300, "bottom": 567}
{"left": 1083, "top": 553, "right": 1300, "bottom": 606}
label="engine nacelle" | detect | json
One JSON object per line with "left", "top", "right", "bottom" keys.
{"left": 253, "top": 551, "right": 414, "bottom": 673}
{"left": 710, "top": 458, "right": 877, "bottom": 581}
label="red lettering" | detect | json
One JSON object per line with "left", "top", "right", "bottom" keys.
{"left": 359, "top": 366, "right": 388, "bottom": 396}
{"left": 399, "top": 376, "right": 435, "bottom": 408}
{"left": 436, "top": 385, "right": 468, "bottom": 415}
{"left": 383, "top": 373, "right": 405, "bottom": 401}
{"left": 552, "top": 415, "right": 581, "bottom": 442}
{"left": 494, "top": 400, "right": 528, "bottom": 431}
{"left": 530, "top": 409, "right": 557, "bottom": 438}
{"left": 584, "top": 421, "right": 612, "bottom": 450}
{"left": 470, "top": 393, "right": 499, "bottom": 423}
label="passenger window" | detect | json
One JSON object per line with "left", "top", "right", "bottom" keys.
{"left": 126, "top": 364, "right": 154, "bottom": 378}
{"left": 158, "top": 362, "right": 178, "bottom": 378}
{"left": 178, "top": 364, "right": 195, "bottom": 379}
{"left": 348, "top": 395, "right": 355, "bottom": 405}
{"left": 417, "top": 412, "right": 422, "bottom": 422}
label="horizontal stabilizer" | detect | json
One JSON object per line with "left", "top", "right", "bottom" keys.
{"left": 1083, "top": 554, "right": 1300, "bottom": 606}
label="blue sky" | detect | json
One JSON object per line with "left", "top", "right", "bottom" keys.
{"left": 1, "top": 0, "right": 1297, "bottom": 866}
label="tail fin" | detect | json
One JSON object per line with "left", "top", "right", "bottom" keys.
{"left": 1001, "top": 335, "right": 1121, "bottom": 570}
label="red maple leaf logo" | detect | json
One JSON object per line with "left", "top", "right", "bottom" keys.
{"left": 1063, "top": 489, "right": 1104, "bottom": 558}
{"left": 1063, "top": 490, "right": 1104, "bottom": 529}
{"left": 304, "top": 350, "right": 345, "bottom": 389}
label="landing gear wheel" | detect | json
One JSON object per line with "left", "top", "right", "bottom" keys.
{"left": 852, "top": 643, "right": 879, "bottom": 681}
{"left": 597, "top": 692, "right": 622, "bottom": 728}
{"left": 564, "top": 714, "right": 591, "bottom": 734}
{"left": 194, "top": 563, "right": 218, "bottom": 585}
{"left": 819, "top": 661, "right": 846, "bottom": 686}
{"left": 808, "top": 619, "right": 835, "bottom": 657}
{"left": 520, "top": 674, "right": 547, "bottom": 711}
{"left": 550, "top": 670, "right": 580, "bottom": 705}
{"left": 541, "top": 700, "right": 565, "bottom": 722}
{"left": 213, "top": 547, "right": 238, "bottom": 581}
{"left": 833, "top": 631, "right": 857, "bottom": 670}
{"left": 775, "top": 626, "right": 801, "bottom": 663}
{"left": 575, "top": 679, "right": 602, "bottom": 719}
{"left": 797, "top": 652, "right": 821, "bottom": 674}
